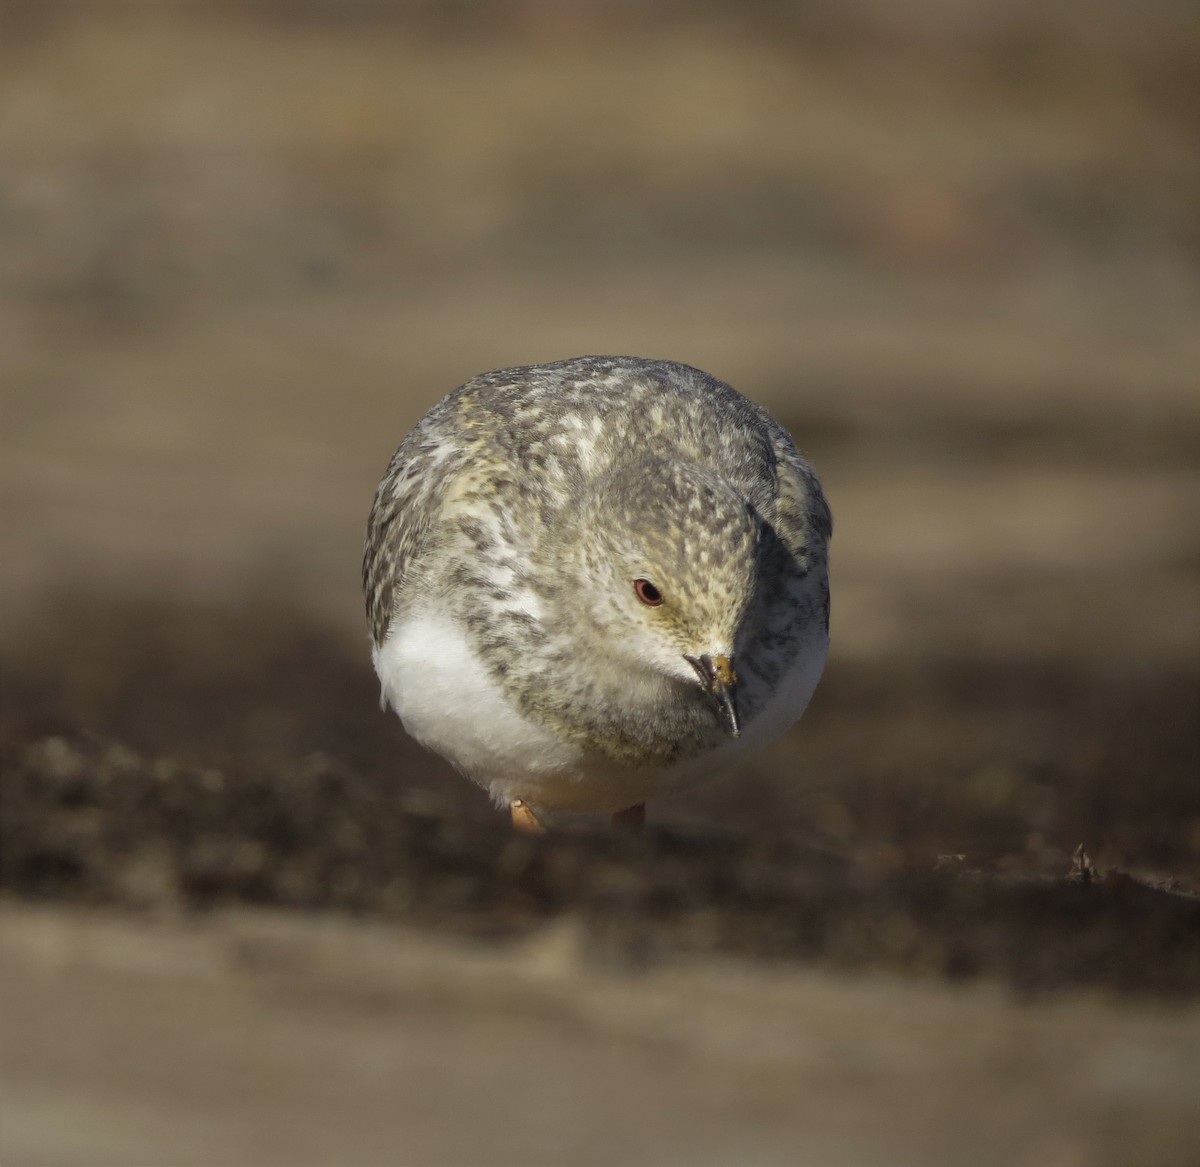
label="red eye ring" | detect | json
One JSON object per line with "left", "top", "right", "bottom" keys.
{"left": 634, "top": 578, "right": 664, "bottom": 606}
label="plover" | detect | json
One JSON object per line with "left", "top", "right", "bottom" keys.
{"left": 363, "top": 356, "right": 831, "bottom": 832}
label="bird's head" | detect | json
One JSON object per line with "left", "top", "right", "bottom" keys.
{"left": 561, "top": 456, "right": 760, "bottom": 736}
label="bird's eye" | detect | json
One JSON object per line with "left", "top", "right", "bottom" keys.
{"left": 634, "top": 578, "right": 663, "bottom": 606}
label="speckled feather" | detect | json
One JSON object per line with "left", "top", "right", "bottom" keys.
{"left": 363, "top": 356, "right": 831, "bottom": 812}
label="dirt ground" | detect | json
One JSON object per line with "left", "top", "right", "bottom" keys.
{"left": 2, "top": 4, "right": 1199, "bottom": 1165}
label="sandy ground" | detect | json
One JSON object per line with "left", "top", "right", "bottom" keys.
{"left": 2, "top": 5, "right": 1199, "bottom": 1165}
{"left": 4, "top": 904, "right": 1200, "bottom": 1167}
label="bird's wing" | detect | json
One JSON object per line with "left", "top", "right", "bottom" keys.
{"left": 363, "top": 419, "right": 466, "bottom": 649}
{"left": 767, "top": 424, "right": 832, "bottom": 557}
{"left": 764, "top": 424, "right": 832, "bottom": 630}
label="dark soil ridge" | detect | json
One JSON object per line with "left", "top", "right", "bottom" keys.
{"left": 4, "top": 728, "right": 1199, "bottom": 998}
{"left": 2, "top": 590, "right": 1197, "bottom": 997}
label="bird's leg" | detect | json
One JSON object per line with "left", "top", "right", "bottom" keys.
{"left": 611, "top": 802, "right": 646, "bottom": 831}
{"left": 510, "top": 799, "right": 547, "bottom": 834}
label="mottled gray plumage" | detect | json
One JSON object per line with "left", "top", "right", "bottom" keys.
{"left": 363, "top": 356, "right": 831, "bottom": 817}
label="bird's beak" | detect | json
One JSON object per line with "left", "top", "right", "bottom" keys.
{"left": 684, "top": 652, "right": 741, "bottom": 738}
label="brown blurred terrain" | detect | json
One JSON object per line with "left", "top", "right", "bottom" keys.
{"left": 2, "top": 3, "right": 1199, "bottom": 1165}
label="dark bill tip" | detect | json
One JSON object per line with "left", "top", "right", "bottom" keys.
{"left": 684, "top": 652, "right": 741, "bottom": 738}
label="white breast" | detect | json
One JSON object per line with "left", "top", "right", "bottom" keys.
{"left": 374, "top": 609, "right": 584, "bottom": 796}
{"left": 375, "top": 611, "right": 828, "bottom": 815}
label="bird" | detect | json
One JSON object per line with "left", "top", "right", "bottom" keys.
{"left": 363, "top": 356, "right": 831, "bottom": 833}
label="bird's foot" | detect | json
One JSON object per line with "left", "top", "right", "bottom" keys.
{"left": 510, "top": 799, "right": 547, "bottom": 834}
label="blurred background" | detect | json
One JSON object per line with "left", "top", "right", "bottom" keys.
{"left": 3, "top": 0, "right": 1197, "bottom": 855}
{"left": 2, "top": 2, "right": 1199, "bottom": 1164}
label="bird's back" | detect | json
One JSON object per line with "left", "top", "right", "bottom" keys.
{"left": 364, "top": 356, "right": 829, "bottom": 646}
